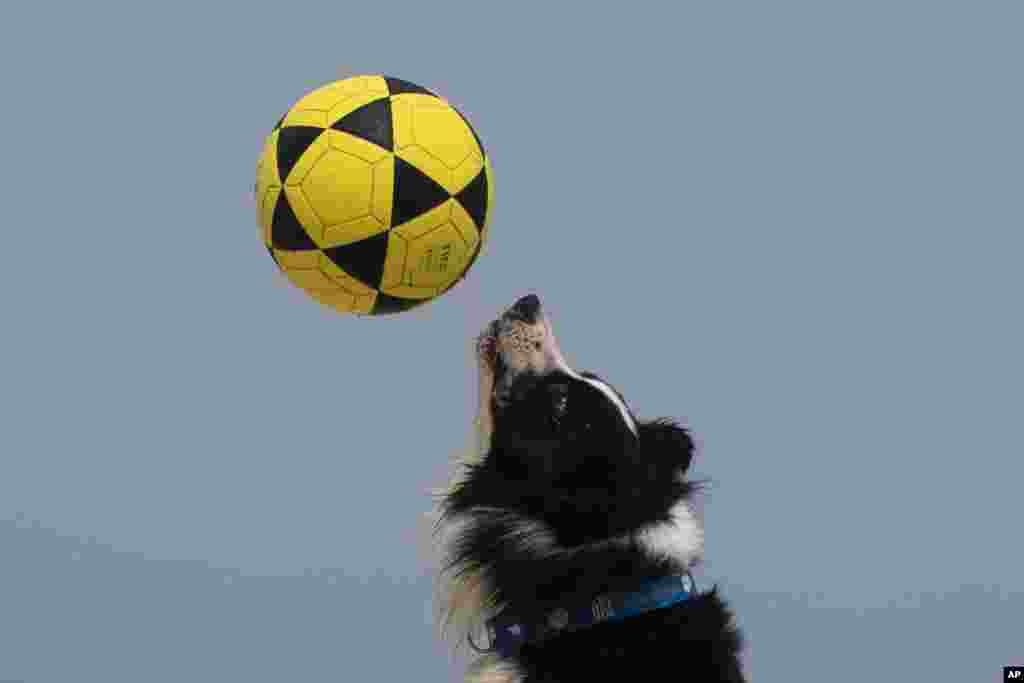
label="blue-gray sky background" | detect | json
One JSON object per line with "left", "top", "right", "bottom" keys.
{"left": 1, "top": 1, "right": 1021, "bottom": 681}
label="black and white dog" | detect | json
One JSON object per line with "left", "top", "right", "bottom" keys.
{"left": 433, "top": 294, "right": 745, "bottom": 682}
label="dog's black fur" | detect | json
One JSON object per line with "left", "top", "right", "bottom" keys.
{"left": 435, "top": 295, "right": 744, "bottom": 682}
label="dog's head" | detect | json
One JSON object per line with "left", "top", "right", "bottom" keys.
{"left": 468, "top": 294, "right": 696, "bottom": 539}
{"left": 480, "top": 294, "right": 639, "bottom": 449}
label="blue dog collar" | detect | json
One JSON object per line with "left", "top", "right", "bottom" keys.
{"left": 471, "top": 573, "right": 696, "bottom": 657}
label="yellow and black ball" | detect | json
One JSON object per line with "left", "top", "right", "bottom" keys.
{"left": 255, "top": 75, "right": 494, "bottom": 315}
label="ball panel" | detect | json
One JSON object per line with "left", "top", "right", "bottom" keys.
{"left": 405, "top": 222, "right": 470, "bottom": 290}
{"left": 328, "top": 96, "right": 393, "bottom": 150}
{"left": 370, "top": 291, "right": 432, "bottom": 315}
{"left": 390, "top": 94, "right": 443, "bottom": 152}
{"left": 391, "top": 201, "right": 452, "bottom": 241}
{"left": 319, "top": 256, "right": 377, "bottom": 295}
{"left": 290, "top": 75, "right": 388, "bottom": 114}
{"left": 308, "top": 287, "right": 358, "bottom": 313}
{"left": 280, "top": 129, "right": 329, "bottom": 186}
{"left": 409, "top": 102, "right": 477, "bottom": 171}
{"left": 255, "top": 134, "right": 282, "bottom": 244}
{"left": 300, "top": 149, "right": 374, "bottom": 226}
{"left": 256, "top": 132, "right": 281, "bottom": 188}
{"left": 281, "top": 185, "right": 325, "bottom": 245}
{"left": 451, "top": 152, "right": 484, "bottom": 197}
{"left": 273, "top": 248, "right": 320, "bottom": 270}
{"left": 278, "top": 248, "right": 377, "bottom": 315}
{"left": 378, "top": 280, "right": 437, "bottom": 300}
{"left": 453, "top": 165, "right": 488, "bottom": 231}
{"left": 451, "top": 104, "right": 486, "bottom": 158}
{"left": 271, "top": 190, "right": 319, "bottom": 251}
{"left": 384, "top": 77, "right": 437, "bottom": 98}
{"left": 282, "top": 262, "right": 337, "bottom": 291}
{"left": 326, "top": 129, "right": 391, "bottom": 165}
{"left": 395, "top": 145, "right": 452, "bottom": 195}
{"left": 350, "top": 292, "right": 377, "bottom": 314}
{"left": 450, "top": 200, "right": 482, "bottom": 253}
{"left": 439, "top": 242, "right": 479, "bottom": 295}
{"left": 390, "top": 96, "right": 414, "bottom": 151}
{"left": 370, "top": 155, "right": 395, "bottom": 228}
{"left": 322, "top": 215, "right": 386, "bottom": 249}
{"left": 379, "top": 231, "right": 409, "bottom": 292}
{"left": 276, "top": 126, "right": 327, "bottom": 185}
{"left": 321, "top": 231, "right": 389, "bottom": 290}
{"left": 280, "top": 108, "right": 327, "bottom": 129}
{"left": 258, "top": 184, "right": 281, "bottom": 246}
{"left": 440, "top": 158, "right": 492, "bottom": 296}
{"left": 391, "top": 156, "right": 451, "bottom": 228}
{"left": 265, "top": 244, "right": 282, "bottom": 270}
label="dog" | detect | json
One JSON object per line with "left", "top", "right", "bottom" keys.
{"left": 432, "top": 294, "right": 745, "bottom": 682}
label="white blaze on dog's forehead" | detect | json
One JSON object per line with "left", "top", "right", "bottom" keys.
{"left": 541, "top": 316, "right": 638, "bottom": 436}
{"left": 578, "top": 376, "right": 638, "bottom": 436}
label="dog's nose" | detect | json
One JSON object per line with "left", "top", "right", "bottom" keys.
{"left": 507, "top": 294, "right": 541, "bottom": 322}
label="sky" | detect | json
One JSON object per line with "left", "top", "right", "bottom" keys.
{"left": 1, "top": 1, "right": 1021, "bottom": 681}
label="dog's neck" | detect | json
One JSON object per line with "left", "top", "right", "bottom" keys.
{"left": 477, "top": 572, "right": 697, "bottom": 658}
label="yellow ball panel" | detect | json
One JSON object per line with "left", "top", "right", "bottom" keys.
{"left": 274, "top": 248, "right": 320, "bottom": 270}
{"left": 311, "top": 288, "right": 377, "bottom": 315}
{"left": 370, "top": 155, "right": 394, "bottom": 227}
{"left": 290, "top": 75, "right": 388, "bottom": 113}
{"left": 283, "top": 262, "right": 336, "bottom": 291}
{"left": 300, "top": 149, "right": 374, "bottom": 226}
{"left": 258, "top": 184, "right": 281, "bottom": 246}
{"left": 322, "top": 215, "right": 387, "bottom": 248}
{"left": 282, "top": 185, "right": 326, "bottom": 245}
{"left": 379, "top": 279, "right": 437, "bottom": 300}
{"left": 308, "top": 288, "right": 357, "bottom": 313}
{"left": 256, "top": 131, "right": 281, "bottom": 188}
{"left": 353, "top": 75, "right": 389, "bottom": 92}
{"left": 326, "top": 129, "right": 391, "bottom": 164}
{"left": 387, "top": 93, "right": 448, "bottom": 150}
{"left": 390, "top": 96, "right": 416, "bottom": 151}
{"left": 405, "top": 222, "right": 471, "bottom": 290}
{"left": 390, "top": 92, "right": 445, "bottom": 111}
{"left": 281, "top": 108, "right": 327, "bottom": 129}
{"left": 351, "top": 292, "right": 377, "bottom": 314}
{"left": 410, "top": 101, "right": 477, "bottom": 169}
{"left": 379, "top": 232, "right": 410, "bottom": 291}
{"left": 451, "top": 151, "right": 484, "bottom": 195}
{"left": 450, "top": 201, "right": 482, "bottom": 251}
{"left": 255, "top": 133, "right": 281, "bottom": 244}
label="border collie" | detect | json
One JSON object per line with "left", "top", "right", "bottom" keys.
{"left": 432, "top": 294, "right": 745, "bottom": 682}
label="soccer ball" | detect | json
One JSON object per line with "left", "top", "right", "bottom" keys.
{"left": 255, "top": 75, "right": 494, "bottom": 315}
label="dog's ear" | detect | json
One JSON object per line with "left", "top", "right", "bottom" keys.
{"left": 636, "top": 418, "right": 695, "bottom": 473}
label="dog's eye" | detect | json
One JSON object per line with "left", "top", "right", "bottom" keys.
{"left": 548, "top": 383, "right": 569, "bottom": 418}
